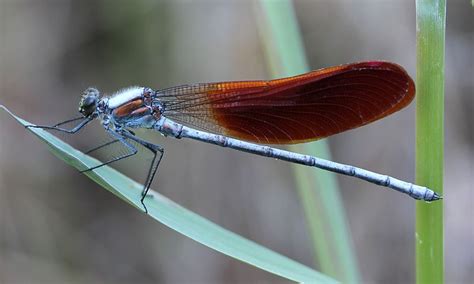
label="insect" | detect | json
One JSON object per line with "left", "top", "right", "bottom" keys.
{"left": 28, "top": 61, "right": 441, "bottom": 213}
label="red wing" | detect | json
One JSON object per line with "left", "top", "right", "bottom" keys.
{"left": 158, "top": 61, "right": 415, "bottom": 144}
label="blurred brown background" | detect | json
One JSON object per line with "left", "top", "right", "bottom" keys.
{"left": 0, "top": 0, "right": 472, "bottom": 283}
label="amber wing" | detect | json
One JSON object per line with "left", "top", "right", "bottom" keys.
{"left": 157, "top": 61, "right": 415, "bottom": 144}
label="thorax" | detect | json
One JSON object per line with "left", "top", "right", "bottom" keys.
{"left": 102, "top": 87, "right": 163, "bottom": 129}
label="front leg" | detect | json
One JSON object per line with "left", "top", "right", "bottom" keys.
{"left": 26, "top": 117, "right": 93, "bottom": 134}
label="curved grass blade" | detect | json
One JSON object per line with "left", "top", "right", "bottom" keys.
{"left": 0, "top": 105, "right": 337, "bottom": 283}
{"left": 257, "top": 1, "right": 360, "bottom": 282}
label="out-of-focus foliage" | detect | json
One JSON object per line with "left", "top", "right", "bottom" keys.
{"left": 0, "top": 1, "right": 472, "bottom": 283}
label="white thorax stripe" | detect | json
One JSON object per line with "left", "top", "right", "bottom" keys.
{"left": 107, "top": 87, "right": 144, "bottom": 109}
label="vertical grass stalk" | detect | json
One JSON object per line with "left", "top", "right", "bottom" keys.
{"left": 415, "top": 1, "right": 445, "bottom": 283}
{"left": 257, "top": 1, "right": 360, "bottom": 282}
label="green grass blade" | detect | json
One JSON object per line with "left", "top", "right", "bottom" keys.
{"left": 415, "top": 0, "right": 445, "bottom": 283}
{"left": 257, "top": 1, "right": 360, "bottom": 282}
{"left": 1, "top": 105, "right": 337, "bottom": 284}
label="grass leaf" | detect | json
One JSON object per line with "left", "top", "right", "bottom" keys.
{"left": 415, "top": 0, "right": 445, "bottom": 282}
{"left": 257, "top": 1, "right": 360, "bottom": 282}
{"left": 1, "top": 105, "right": 337, "bottom": 283}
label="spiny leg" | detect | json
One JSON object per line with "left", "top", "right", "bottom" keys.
{"left": 26, "top": 117, "right": 93, "bottom": 134}
{"left": 84, "top": 129, "right": 138, "bottom": 155}
{"left": 84, "top": 129, "right": 137, "bottom": 155}
{"left": 80, "top": 129, "right": 137, "bottom": 173}
{"left": 140, "top": 148, "right": 163, "bottom": 214}
{"left": 141, "top": 146, "right": 164, "bottom": 198}
{"left": 121, "top": 131, "right": 164, "bottom": 214}
{"left": 84, "top": 139, "right": 121, "bottom": 155}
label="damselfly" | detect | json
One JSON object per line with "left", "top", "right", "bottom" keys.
{"left": 28, "top": 61, "right": 441, "bottom": 213}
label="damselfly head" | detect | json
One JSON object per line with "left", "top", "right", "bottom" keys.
{"left": 79, "top": 87, "right": 100, "bottom": 117}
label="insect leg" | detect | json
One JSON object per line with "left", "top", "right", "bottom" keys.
{"left": 80, "top": 129, "right": 137, "bottom": 173}
{"left": 80, "top": 129, "right": 135, "bottom": 155}
{"left": 84, "top": 139, "right": 121, "bottom": 155}
{"left": 121, "top": 131, "right": 164, "bottom": 214}
{"left": 26, "top": 117, "right": 93, "bottom": 134}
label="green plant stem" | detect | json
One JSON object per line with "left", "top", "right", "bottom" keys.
{"left": 257, "top": 1, "right": 360, "bottom": 283}
{"left": 415, "top": 0, "right": 445, "bottom": 283}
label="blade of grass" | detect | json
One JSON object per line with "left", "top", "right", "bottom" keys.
{"left": 415, "top": 0, "right": 445, "bottom": 283}
{"left": 1, "top": 105, "right": 337, "bottom": 283}
{"left": 257, "top": 1, "right": 360, "bottom": 283}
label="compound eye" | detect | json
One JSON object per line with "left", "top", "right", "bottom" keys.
{"left": 83, "top": 96, "right": 96, "bottom": 108}
{"left": 79, "top": 88, "right": 100, "bottom": 116}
